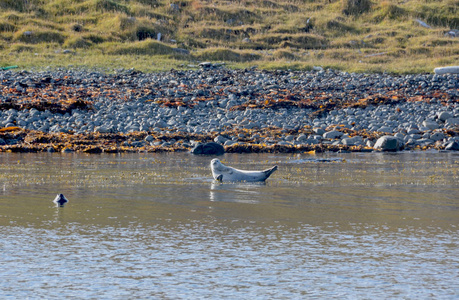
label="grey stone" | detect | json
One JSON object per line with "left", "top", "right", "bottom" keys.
{"left": 422, "top": 132, "right": 431, "bottom": 139}
{"left": 422, "top": 120, "right": 439, "bottom": 130}
{"left": 296, "top": 134, "right": 308, "bottom": 142}
{"left": 191, "top": 142, "right": 225, "bottom": 155}
{"left": 366, "top": 140, "right": 374, "bottom": 147}
{"left": 437, "top": 111, "right": 453, "bottom": 121}
{"left": 446, "top": 118, "right": 459, "bottom": 126}
{"left": 214, "top": 135, "right": 230, "bottom": 144}
{"left": 374, "top": 135, "right": 403, "bottom": 151}
{"left": 377, "top": 126, "right": 393, "bottom": 133}
{"left": 323, "top": 130, "right": 343, "bottom": 139}
{"left": 342, "top": 136, "right": 363, "bottom": 146}
{"left": 224, "top": 140, "right": 237, "bottom": 146}
{"left": 285, "top": 135, "right": 295, "bottom": 142}
{"left": 445, "top": 141, "right": 459, "bottom": 151}
{"left": 94, "top": 125, "right": 112, "bottom": 133}
{"left": 131, "top": 141, "right": 146, "bottom": 147}
{"left": 313, "top": 127, "right": 326, "bottom": 135}
{"left": 394, "top": 132, "right": 405, "bottom": 139}
{"left": 154, "top": 120, "right": 167, "bottom": 128}
{"left": 145, "top": 135, "right": 154, "bottom": 142}
{"left": 430, "top": 132, "right": 445, "bottom": 141}
{"left": 417, "top": 138, "right": 434, "bottom": 146}
{"left": 303, "top": 138, "right": 320, "bottom": 145}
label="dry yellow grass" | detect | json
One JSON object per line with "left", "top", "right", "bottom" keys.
{"left": 0, "top": 0, "right": 458, "bottom": 73}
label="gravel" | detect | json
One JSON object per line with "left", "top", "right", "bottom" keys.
{"left": 0, "top": 66, "right": 458, "bottom": 152}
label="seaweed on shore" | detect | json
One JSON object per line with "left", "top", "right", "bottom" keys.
{"left": 0, "top": 126, "right": 457, "bottom": 154}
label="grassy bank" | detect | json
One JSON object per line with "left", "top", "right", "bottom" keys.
{"left": 0, "top": 0, "right": 458, "bottom": 73}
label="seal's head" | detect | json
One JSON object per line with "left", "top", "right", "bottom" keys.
{"left": 53, "top": 193, "right": 69, "bottom": 207}
{"left": 210, "top": 158, "right": 224, "bottom": 172}
{"left": 211, "top": 159, "right": 228, "bottom": 181}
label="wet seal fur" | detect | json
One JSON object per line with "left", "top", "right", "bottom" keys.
{"left": 53, "top": 194, "right": 69, "bottom": 207}
{"left": 211, "top": 158, "right": 278, "bottom": 182}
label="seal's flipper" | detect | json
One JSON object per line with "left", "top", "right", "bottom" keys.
{"left": 216, "top": 174, "right": 223, "bottom": 182}
{"left": 263, "top": 165, "right": 278, "bottom": 179}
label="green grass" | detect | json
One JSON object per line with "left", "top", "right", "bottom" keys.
{"left": 0, "top": 0, "right": 458, "bottom": 73}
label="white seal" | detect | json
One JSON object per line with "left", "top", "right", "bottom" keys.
{"left": 210, "top": 159, "right": 278, "bottom": 182}
{"left": 53, "top": 194, "right": 69, "bottom": 206}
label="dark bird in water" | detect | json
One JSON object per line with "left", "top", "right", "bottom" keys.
{"left": 53, "top": 194, "right": 69, "bottom": 207}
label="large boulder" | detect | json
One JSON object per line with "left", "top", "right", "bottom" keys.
{"left": 374, "top": 135, "right": 403, "bottom": 151}
{"left": 437, "top": 111, "right": 452, "bottom": 122}
{"left": 445, "top": 141, "right": 459, "bottom": 151}
{"left": 191, "top": 142, "right": 225, "bottom": 155}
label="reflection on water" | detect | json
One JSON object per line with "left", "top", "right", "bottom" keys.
{"left": 210, "top": 182, "right": 267, "bottom": 204}
{"left": 0, "top": 152, "right": 458, "bottom": 299}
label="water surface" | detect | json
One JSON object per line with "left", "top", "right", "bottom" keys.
{"left": 1, "top": 152, "right": 458, "bottom": 299}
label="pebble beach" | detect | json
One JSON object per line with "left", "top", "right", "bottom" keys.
{"left": 0, "top": 65, "right": 458, "bottom": 153}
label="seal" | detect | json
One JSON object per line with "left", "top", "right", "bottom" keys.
{"left": 53, "top": 193, "right": 69, "bottom": 207}
{"left": 210, "top": 159, "right": 278, "bottom": 182}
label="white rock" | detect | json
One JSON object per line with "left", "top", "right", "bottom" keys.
{"left": 422, "top": 120, "right": 439, "bottom": 130}
{"left": 434, "top": 66, "right": 459, "bottom": 75}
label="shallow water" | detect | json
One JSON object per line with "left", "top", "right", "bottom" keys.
{"left": 1, "top": 152, "right": 458, "bottom": 299}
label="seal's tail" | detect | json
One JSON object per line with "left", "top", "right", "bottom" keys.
{"left": 263, "top": 165, "right": 278, "bottom": 179}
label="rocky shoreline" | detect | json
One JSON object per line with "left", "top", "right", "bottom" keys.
{"left": 0, "top": 66, "right": 458, "bottom": 153}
